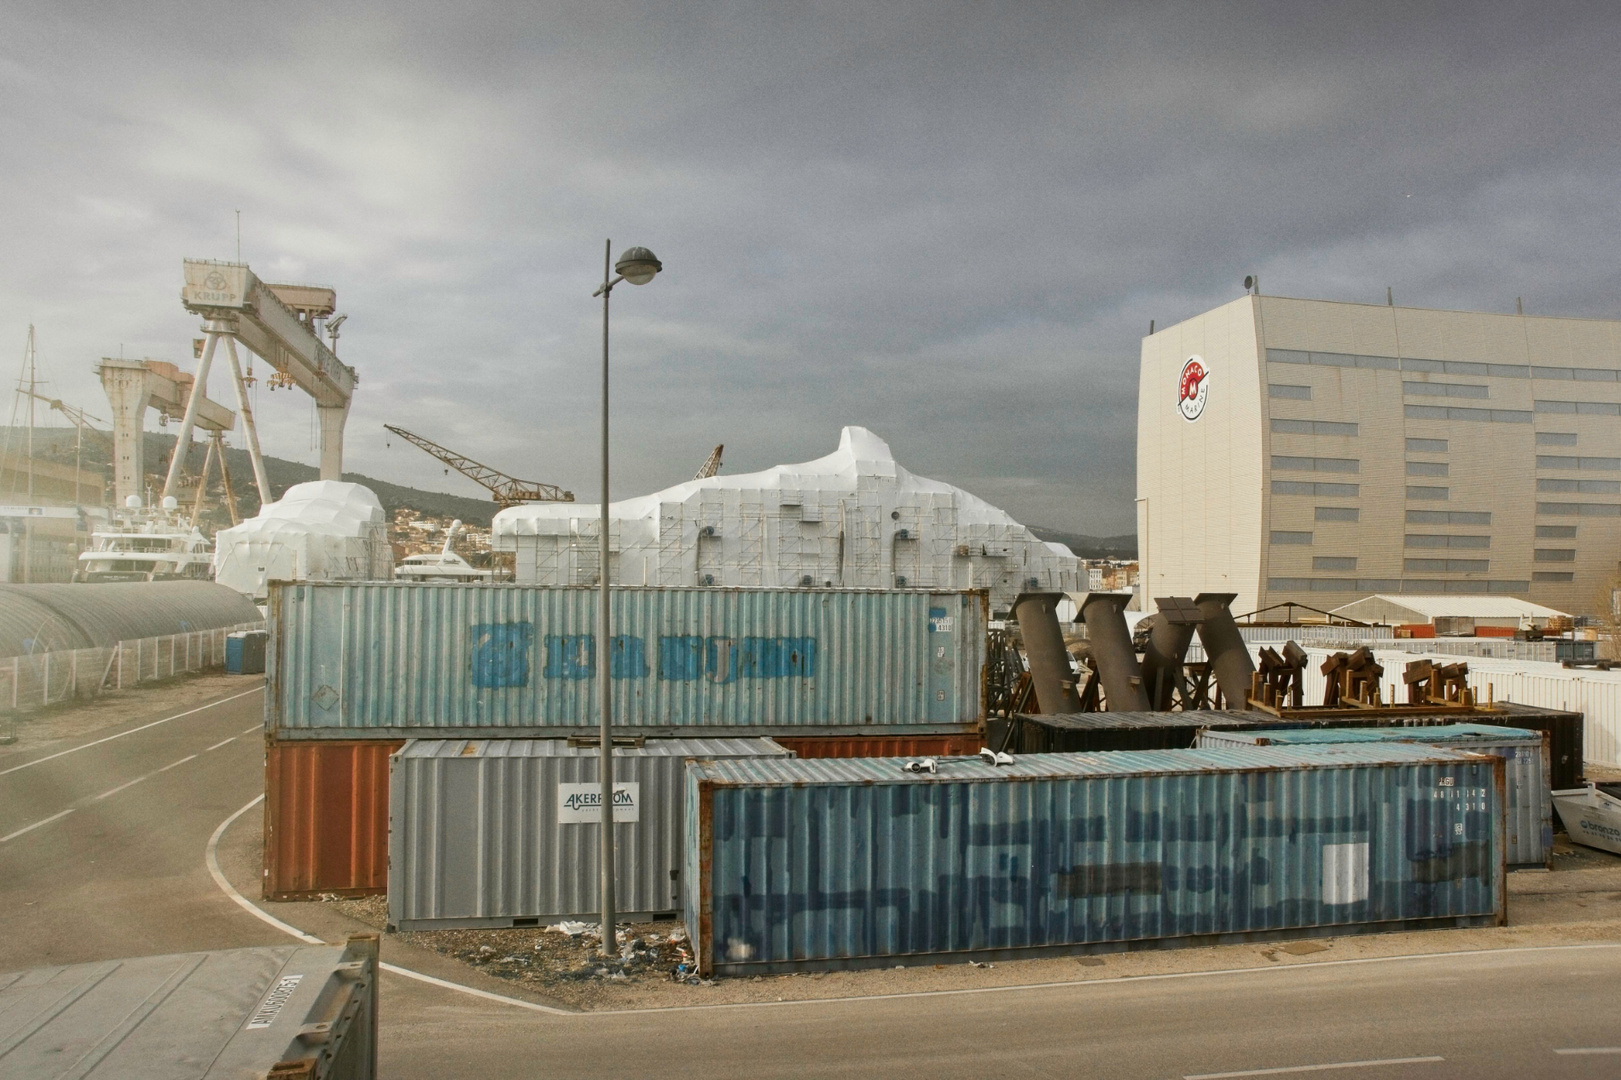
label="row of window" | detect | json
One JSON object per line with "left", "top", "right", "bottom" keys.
{"left": 1539, "top": 502, "right": 1621, "bottom": 516}
{"left": 1535, "top": 572, "right": 1575, "bottom": 581}
{"left": 1271, "top": 455, "right": 1359, "bottom": 473}
{"left": 1404, "top": 381, "right": 1488, "bottom": 399}
{"left": 1536, "top": 400, "right": 1621, "bottom": 415}
{"left": 1271, "top": 418, "right": 1359, "bottom": 436}
{"left": 1267, "top": 349, "right": 1621, "bottom": 381}
{"left": 1273, "top": 480, "right": 1358, "bottom": 497}
{"left": 1278, "top": 525, "right": 1575, "bottom": 543}
{"left": 1539, "top": 432, "right": 1579, "bottom": 446}
{"left": 1537, "top": 455, "right": 1621, "bottom": 470}
{"left": 1536, "top": 549, "right": 1576, "bottom": 562}
{"left": 1407, "top": 486, "right": 1448, "bottom": 500}
{"left": 1404, "top": 404, "right": 1531, "bottom": 424}
{"left": 1267, "top": 577, "right": 1530, "bottom": 594}
{"left": 1407, "top": 461, "right": 1447, "bottom": 477}
{"left": 1538, "top": 479, "right": 1621, "bottom": 494}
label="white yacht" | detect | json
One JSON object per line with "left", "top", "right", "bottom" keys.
{"left": 77, "top": 495, "right": 214, "bottom": 583}
{"left": 393, "top": 520, "right": 493, "bottom": 583}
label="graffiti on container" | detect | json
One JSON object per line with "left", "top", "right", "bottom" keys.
{"left": 471, "top": 621, "right": 817, "bottom": 687}
{"left": 470, "top": 622, "right": 534, "bottom": 688}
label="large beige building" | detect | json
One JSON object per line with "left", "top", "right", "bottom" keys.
{"left": 1137, "top": 294, "right": 1621, "bottom": 618}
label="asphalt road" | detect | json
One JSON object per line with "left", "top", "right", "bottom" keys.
{"left": 2, "top": 681, "right": 1619, "bottom": 1079}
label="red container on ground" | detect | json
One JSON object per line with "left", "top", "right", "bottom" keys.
{"left": 263, "top": 738, "right": 401, "bottom": 900}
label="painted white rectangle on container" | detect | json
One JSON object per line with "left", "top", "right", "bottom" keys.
{"left": 1322, "top": 841, "right": 1369, "bottom": 905}
{"left": 557, "top": 782, "right": 640, "bottom": 823}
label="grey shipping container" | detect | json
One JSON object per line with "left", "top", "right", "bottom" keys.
{"left": 1196, "top": 724, "right": 1552, "bottom": 869}
{"left": 683, "top": 746, "right": 1505, "bottom": 975}
{"left": 1007, "top": 711, "right": 1272, "bottom": 753}
{"left": 389, "top": 737, "right": 791, "bottom": 930}
{"left": 0, "top": 935, "right": 376, "bottom": 1079}
{"left": 271, "top": 583, "right": 986, "bottom": 738}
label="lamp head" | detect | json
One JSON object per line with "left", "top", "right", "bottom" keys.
{"left": 615, "top": 247, "right": 662, "bottom": 285}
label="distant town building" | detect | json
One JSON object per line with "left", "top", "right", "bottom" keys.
{"left": 493, "top": 426, "right": 1081, "bottom": 611}
{"left": 1137, "top": 294, "right": 1621, "bottom": 617}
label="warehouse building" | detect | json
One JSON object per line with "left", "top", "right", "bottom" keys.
{"left": 1137, "top": 293, "right": 1621, "bottom": 617}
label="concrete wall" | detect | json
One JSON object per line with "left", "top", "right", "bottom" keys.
{"left": 1137, "top": 296, "right": 1265, "bottom": 614}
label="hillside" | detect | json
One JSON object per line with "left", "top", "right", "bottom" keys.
{"left": 1025, "top": 525, "right": 1137, "bottom": 560}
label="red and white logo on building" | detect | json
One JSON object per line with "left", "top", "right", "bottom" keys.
{"left": 1178, "top": 356, "right": 1210, "bottom": 421}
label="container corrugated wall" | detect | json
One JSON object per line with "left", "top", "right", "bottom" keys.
{"left": 388, "top": 737, "right": 791, "bottom": 930}
{"left": 270, "top": 584, "right": 986, "bottom": 737}
{"left": 264, "top": 739, "right": 399, "bottom": 899}
{"left": 1195, "top": 725, "right": 1551, "bottom": 869}
{"left": 685, "top": 746, "right": 1505, "bottom": 975}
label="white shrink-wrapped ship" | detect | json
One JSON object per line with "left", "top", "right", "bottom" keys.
{"left": 213, "top": 481, "right": 393, "bottom": 601}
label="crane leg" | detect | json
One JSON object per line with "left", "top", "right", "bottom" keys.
{"left": 318, "top": 402, "right": 349, "bottom": 480}
{"left": 221, "top": 333, "right": 272, "bottom": 505}
{"left": 161, "top": 333, "right": 219, "bottom": 499}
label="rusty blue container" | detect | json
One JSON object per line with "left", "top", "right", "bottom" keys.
{"left": 1194, "top": 724, "right": 1551, "bottom": 869}
{"left": 268, "top": 583, "right": 986, "bottom": 738}
{"left": 683, "top": 745, "right": 1505, "bottom": 975}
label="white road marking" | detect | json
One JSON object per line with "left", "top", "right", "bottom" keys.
{"left": 0, "top": 808, "right": 74, "bottom": 843}
{"left": 204, "top": 737, "right": 236, "bottom": 752}
{"left": 1555, "top": 1048, "right": 1621, "bottom": 1055}
{"left": 158, "top": 754, "right": 198, "bottom": 773}
{"left": 242, "top": 725, "right": 262, "bottom": 735}
{"left": 0, "top": 686, "right": 264, "bottom": 778}
{"left": 1186, "top": 1059, "right": 1443, "bottom": 1079}
{"left": 93, "top": 775, "right": 147, "bottom": 800}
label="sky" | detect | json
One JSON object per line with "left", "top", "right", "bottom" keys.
{"left": 2, "top": 2, "right": 1619, "bottom": 535}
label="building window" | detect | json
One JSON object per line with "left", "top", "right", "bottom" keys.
{"left": 1534, "top": 549, "right": 1577, "bottom": 562}
{"left": 1272, "top": 455, "right": 1359, "bottom": 473}
{"left": 1407, "top": 510, "right": 1491, "bottom": 525}
{"left": 1315, "top": 506, "right": 1359, "bottom": 522}
{"left": 1537, "top": 502, "right": 1621, "bottom": 516}
{"left": 1273, "top": 480, "right": 1359, "bottom": 497}
{"left": 1537, "top": 524, "right": 1578, "bottom": 538}
{"left": 1406, "top": 437, "right": 1448, "bottom": 453}
{"left": 1404, "top": 404, "right": 1533, "bottom": 423}
{"left": 1271, "top": 418, "right": 1359, "bottom": 436}
{"left": 1313, "top": 556, "right": 1357, "bottom": 571}
{"left": 1536, "top": 432, "right": 1578, "bottom": 446}
{"left": 1270, "top": 531, "right": 1313, "bottom": 545}
{"left": 1406, "top": 534, "right": 1490, "bottom": 549}
{"left": 1404, "top": 558, "right": 1490, "bottom": 573}
{"left": 1406, "top": 461, "right": 1449, "bottom": 477}
{"left": 1536, "top": 400, "right": 1621, "bottom": 415}
{"left": 1533, "top": 572, "right": 1576, "bottom": 582}
{"left": 1269, "top": 384, "right": 1312, "bottom": 400}
{"left": 1537, "top": 479, "right": 1621, "bottom": 494}
{"left": 1536, "top": 455, "right": 1621, "bottom": 470}
{"left": 1532, "top": 366, "right": 1620, "bottom": 382}
{"left": 1404, "top": 381, "right": 1489, "bottom": 399}
{"left": 1406, "top": 486, "right": 1449, "bottom": 500}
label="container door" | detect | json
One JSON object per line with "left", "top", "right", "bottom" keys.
{"left": 926, "top": 595, "right": 958, "bottom": 722}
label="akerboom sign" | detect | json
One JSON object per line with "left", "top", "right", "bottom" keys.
{"left": 557, "top": 782, "right": 641, "bottom": 823}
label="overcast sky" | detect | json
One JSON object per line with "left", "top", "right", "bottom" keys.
{"left": 2, "top": 2, "right": 1619, "bottom": 535}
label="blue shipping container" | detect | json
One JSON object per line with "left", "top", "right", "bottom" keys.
{"left": 684, "top": 745, "right": 1505, "bottom": 975}
{"left": 1195, "top": 724, "right": 1552, "bottom": 869}
{"left": 269, "top": 584, "right": 986, "bottom": 737}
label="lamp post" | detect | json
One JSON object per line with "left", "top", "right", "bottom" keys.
{"left": 591, "top": 240, "right": 662, "bottom": 957}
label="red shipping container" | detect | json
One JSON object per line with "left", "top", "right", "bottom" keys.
{"left": 1397, "top": 623, "right": 1436, "bottom": 639}
{"left": 263, "top": 738, "right": 401, "bottom": 900}
{"left": 1475, "top": 625, "right": 1516, "bottom": 638}
{"left": 773, "top": 732, "right": 982, "bottom": 759}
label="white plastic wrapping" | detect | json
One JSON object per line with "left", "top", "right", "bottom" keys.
{"left": 493, "top": 426, "right": 1080, "bottom": 609}
{"left": 214, "top": 481, "right": 393, "bottom": 600}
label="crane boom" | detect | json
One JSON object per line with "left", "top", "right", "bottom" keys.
{"left": 695, "top": 444, "right": 723, "bottom": 479}
{"left": 383, "top": 424, "right": 574, "bottom": 507}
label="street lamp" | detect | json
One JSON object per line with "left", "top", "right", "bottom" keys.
{"left": 591, "top": 240, "right": 662, "bottom": 958}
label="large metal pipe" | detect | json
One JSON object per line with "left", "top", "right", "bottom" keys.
{"left": 1194, "top": 592, "right": 1256, "bottom": 709}
{"left": 1140, "top": 596, "right": 1201, "bottom": 710}
{"left": 1079, "top": 592, "right": 1151, "bottom": 712}
{"left": 1012, "top": 592, "right": 1083, "bottom": 714}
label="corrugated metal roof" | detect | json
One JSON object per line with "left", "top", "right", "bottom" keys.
{"left": 398, "top": 737, "right": 791, "bottom": 760}
{"left": 1202, "top": 723, "right": 1539, "bottom": 745}
{"left": 688, "top": 743, "right": 1482, "bottom": 785}
{"left": 0, "top": 581, "right": 262, "bottom": 658}
{"left": 1330, "top": 594, "right": 1570, "bottom": 620}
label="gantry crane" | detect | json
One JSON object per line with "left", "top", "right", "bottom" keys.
{"left": 695, "top": 444, "right": 724, "bottom": 480}
{"left": 383, "top": 424, "right": 574, "bottom": 508}
{"left": 24, "top": 390, "right": 109, "bottom": 505}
